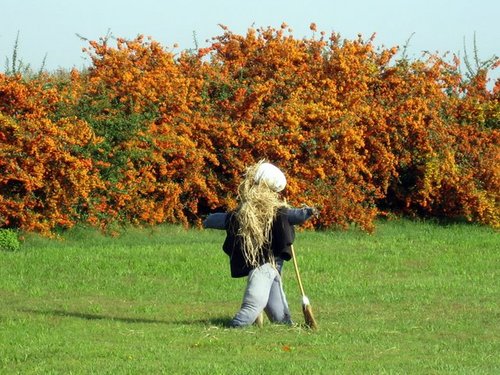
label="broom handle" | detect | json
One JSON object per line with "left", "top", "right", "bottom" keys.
{"left": 290, "top": 244, "right": 307, "bottom": 298}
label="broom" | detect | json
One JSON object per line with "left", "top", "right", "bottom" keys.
{"left": 290, "top": 244, "right": 318, "bottom": 330}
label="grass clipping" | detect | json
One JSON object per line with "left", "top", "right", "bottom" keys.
{"left": 234, "top": 161, "right": 288, "bottom": 268}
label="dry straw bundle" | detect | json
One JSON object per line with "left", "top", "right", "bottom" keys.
{"left": 234, "top": 160, "right": 288, "bottom": 268}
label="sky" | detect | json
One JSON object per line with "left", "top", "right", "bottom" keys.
{"left": 1, "top": 0, "right": 499, "bottom": 83}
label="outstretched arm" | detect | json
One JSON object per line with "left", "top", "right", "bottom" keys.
{"left": 202, "top": 212, "right": 228, "bottom": 230}
{"left": 203, "top": 207, "right": 316, "bottom": 228}
{"left": 285, "top": 206, "right": 318, "bottom": 225}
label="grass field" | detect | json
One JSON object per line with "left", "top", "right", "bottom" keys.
{"left": 0, "top": 220, "right": 499, "bottom": 374}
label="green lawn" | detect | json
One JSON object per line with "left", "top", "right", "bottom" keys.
{"left": 0, "top": 220, "right": 498, "bottom": 374}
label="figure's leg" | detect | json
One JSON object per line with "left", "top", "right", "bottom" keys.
{"left": 253, "top": 258, "right": 285, "bottom": 327}
{"left": 264, "top": 271, "right": 292, "bottom": 324}
{"left": 230, "top": 263, "right": 277, "bottom": 328}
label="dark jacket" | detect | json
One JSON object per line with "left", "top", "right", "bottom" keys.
{"left": 222, "top": 208, "right": 295, "bottom": 278}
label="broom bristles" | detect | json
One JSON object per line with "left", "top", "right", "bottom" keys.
{"left": 291, "top": 245, "right": 318, "bottom": 330}
{"left": 302, "top": 302, "right": 318, "bottom": 330}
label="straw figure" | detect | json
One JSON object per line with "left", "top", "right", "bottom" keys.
{"left": 203, "top": 160, "right": 317, "bottom": 328}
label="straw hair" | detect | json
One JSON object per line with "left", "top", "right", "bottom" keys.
{"left": 235, "top": 160, "right": 288, "bottom": 268}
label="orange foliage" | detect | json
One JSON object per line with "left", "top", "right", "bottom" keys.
{"left": 0, "top": 26, "right": 498, "bottom": 233}
{"left": 0, "top": 75, "right": 101, "bottom": 234}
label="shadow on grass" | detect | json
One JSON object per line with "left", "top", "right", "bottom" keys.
{"left": 21, "top": 308, "right": 233, "bottom": 327}
{"left": 22, "top": 308, "right": 171, "bottom": 324}
{"left": 177, "top": 317, "right": 233, "bottom": 327}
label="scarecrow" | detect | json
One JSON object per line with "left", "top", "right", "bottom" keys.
{"left": 203, "top": 160, "right": 316, "bottom": 327}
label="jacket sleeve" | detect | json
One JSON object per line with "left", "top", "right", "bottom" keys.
{"left": 203, "top": 213, "right": 229, "bottom": 230}
{"left": 285, "top": 207, "right": 315, "bottom": 225}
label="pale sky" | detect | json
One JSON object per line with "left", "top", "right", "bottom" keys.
{"left": 1, "top": 0, "right": 499, "bottom": 83}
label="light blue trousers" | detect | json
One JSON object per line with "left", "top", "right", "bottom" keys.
{"left": 230, "top": 262, "right": 292, "bottom": 327}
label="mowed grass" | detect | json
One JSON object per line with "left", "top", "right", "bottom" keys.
{"left": 0, "top": 220, "right": 498, "bottom": 374}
